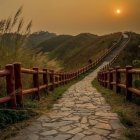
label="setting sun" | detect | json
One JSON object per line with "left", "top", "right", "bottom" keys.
{"left": 116, "top": 9, "right": 121, "bottom": 14}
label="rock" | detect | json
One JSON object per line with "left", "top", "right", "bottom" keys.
{"left": 89, "top": 119, "right": 98, "bottom": 126}
{"left": 71, "top": 133, "right": 85, "bottom": 140}
{"left": 25, "top": 134, "right": 39, "bottom": 140}
{"left": 53, "top": 134, "right": 72, "bottom": 140}
{"left": 62, "top": 116, "right": 80, "bottom": 121}
{"left": 83, "top": 135, "right": 102, "bottom": 140}
{"left": 83, "top": 130, "right": 93, "bottom": 135}
{"left": 59, "top": 125, "right": 72, "bottom": 132}
{"left": 95, "top": 123, "right": 112, "bottom": 130}
{"left": 68, "top": 127, "right": 83, "bottom": 134}
{"left": 81, "top": 117, "right": 88, "bottom": 124}
{"left": 40, "top": 130, "right": 58, "bottom": 136}
{"left": 91, "top": 128, "right": 110, "bottom": 136}
{"left": 42, "top": 121, "right": 73, "bottom": 128}
{"left": 95, "top": 112, "right": 117, "bottom": 117}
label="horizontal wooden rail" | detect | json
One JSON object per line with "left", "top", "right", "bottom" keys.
{"left": 0, "top": 70, "right": 10, "bottom": 77}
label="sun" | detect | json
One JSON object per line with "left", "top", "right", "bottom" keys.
{"left": 116, "top": 9, "right": 121, "bottom": 14}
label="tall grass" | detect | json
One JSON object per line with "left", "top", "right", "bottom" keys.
{"left": 0, "top": 8, "right": 60, "bottom": 98}
{"left": 0, "top": 7, "right": 45, "bottom": 68}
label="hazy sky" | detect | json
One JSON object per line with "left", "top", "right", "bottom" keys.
{"left": 0, "top": 0, "right": 140, "bottom": 35}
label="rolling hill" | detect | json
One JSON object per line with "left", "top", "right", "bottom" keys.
{"left": 26, "top": 31, "right": 56, "bottom": 47}
{"left": 37, "top": 34, "right": 73, "bottom": 52}
{"left": 37, "top": 32, "right": 121, "bottom": 70}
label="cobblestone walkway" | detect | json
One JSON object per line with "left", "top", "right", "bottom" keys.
{"left": 11, "top": 64, "right": 125, "bottom": 140}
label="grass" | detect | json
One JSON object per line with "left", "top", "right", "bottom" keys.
{"left": 92, "top": 78, "right": 140, "bottom": 140}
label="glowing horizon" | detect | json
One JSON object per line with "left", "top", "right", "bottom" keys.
{"left": 0, "top": 0, "right": 140, "bottom": 35}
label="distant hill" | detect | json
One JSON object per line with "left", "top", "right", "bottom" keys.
{"left": 113, "top": 32, "right": 140, "bottom": 67}
{"left": 50, "top": 33, "right": 121, "bottom": 70}
{"left": 37, "top": 35, "right": 73, "bottom": 52}
{"left": 37, "top": 32, "right": 121, "bottom": 70}
{"left": 26, "top": 31, "right": 56, "bottom": 47}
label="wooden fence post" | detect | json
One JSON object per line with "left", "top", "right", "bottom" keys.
{"left": 58, "top": 73, "right": 61, "bottom": 86}
{"left": 126, "top": 66, "right": 133, "bottom": 101}
{"left": 76, "top": 71, "right": 78, "bottom": 79}
{"left": 5, "top": 64, "right": 16, "bottom": 109}
{"left": 50, "top": 70, "right": 55, "bottom": 91}
{"left": 43, "top": 69, "right": 48, "bottom": 93}
{"left": 115, "top": 66, "right": 121, "bottom": 94}
{"left": 62, "top": 73, "right": 65, "bottom": 85}
{"left": 103, "top": 71, "right": 105, "bottom": 86}
{"left": 101, "top": 72, "right": 103, "bottom": 86}
{"left": 33, "top": 67, "right": 40, "bottom": 100}
{"left": 108, "top": 68, "right": 113, "bottom": 90}
{"left": 14, "top": 63, "right": 23, "bottom": 108}
{"left": 64, "top": 73, "right": 67, "bottom": 84}
{"left": 55, "top": 74, "right": 58, "bottom": 87}
{"left": 105, "top": 71, "right": 108, "bottom": 88}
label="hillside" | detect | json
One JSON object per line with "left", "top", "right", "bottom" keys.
{"left": 26, "top": 31, "right": 56, "bottom": 47}
{"left": 37, "top": 35, "right": 73, "bottom": 52}
{"left": 46, "top": 33, "right": 121, "bottom": 70}
{"left": 113, "top": 32, "right": 140, "bottom": 67}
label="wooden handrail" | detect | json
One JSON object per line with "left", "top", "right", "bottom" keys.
{"left": 0, "top": 70, "right": 10, "bottom": 77}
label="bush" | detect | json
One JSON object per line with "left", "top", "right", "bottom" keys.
{"left": 0, "top": 109, "right": 37, "bottom": 129}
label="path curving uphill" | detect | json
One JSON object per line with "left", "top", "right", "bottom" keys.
{"left": 11, "top": 34, "right": 129, "bottom": 140}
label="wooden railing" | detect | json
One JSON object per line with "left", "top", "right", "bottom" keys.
{"left": 98, "top": 66, "right": 140, "bottom": 101}
{"left": 0, "top": 34, "right": 123, "bottom": 109}
{"left": 97, "top": 33, "right": 140, "bottom": 101}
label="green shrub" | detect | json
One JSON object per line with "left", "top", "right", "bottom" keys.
{"left": 0, "top": 109, "right": 37, "bottom": 129}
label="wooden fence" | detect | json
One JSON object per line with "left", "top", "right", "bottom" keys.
{"left": 98, "top": 33, "right": 140, "bottom": 101}
{"left": 0, "top": 34, "right": 123, "bottom": 109}
{"left": 98, "top": 66, "right": 140, "bottom": 101}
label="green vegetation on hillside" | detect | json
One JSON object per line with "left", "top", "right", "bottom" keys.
{"left": 50, "top": 33, "right": 121, "bottom": 70}
{"left": 37, "top": 34, "right": 73, "bottom": 52}
{"left": 26, "top": 31, "right": 56, "bottom": 48}
{"left": 113, "top": 32, "right": 140, "bottom": 67}
{"left": 37, "top": 32, "right": 121, "bottom": 70}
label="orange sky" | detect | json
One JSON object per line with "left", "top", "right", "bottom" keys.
{"left": 0, "top": 0, "right": 140, "bottom": 35}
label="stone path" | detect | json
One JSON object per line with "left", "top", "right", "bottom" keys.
{"left": 11, "top": 36, "right": 129, "bottom": 140}
{"left": 11, "top": 64, "right": 125, "bottom": 140}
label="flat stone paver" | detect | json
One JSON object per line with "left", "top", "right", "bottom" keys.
{"left": 10, "top": 38, "right": 128, "bottom": 140}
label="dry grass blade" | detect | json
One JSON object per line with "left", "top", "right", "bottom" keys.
{"left": 4, "top": 17, "right": 12, "bottom": 33}
{"left": 11, "top": 6, "right": 23, "bottom": 28}
{"left": 17, "top": 18, "right": 24, "bottom": 33}
{"left": 25, "top": 20, "right": 32, "bottom": 35}
{"left": 0, "top": 20, "right": 6, "bottom": 33}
